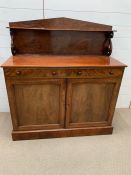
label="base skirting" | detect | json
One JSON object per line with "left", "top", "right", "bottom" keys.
{"left": 12, "top": 126, "right": 113, "bottom": 141}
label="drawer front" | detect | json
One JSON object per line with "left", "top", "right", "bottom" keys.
{"left": 4, "top": 67, "right": 123, "bottom": 79}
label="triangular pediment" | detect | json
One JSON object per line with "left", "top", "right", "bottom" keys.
{"left": 9, "top": 17, "right": 112, "bottom": 31}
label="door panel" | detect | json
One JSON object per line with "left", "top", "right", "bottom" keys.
{"left": 66, "top": 79, "right": 117, "bottom": 128}
{"left": 7, "top": 79, "right": 66, "bottom": 130}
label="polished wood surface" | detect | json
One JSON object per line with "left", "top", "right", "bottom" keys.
{"left": 9, "top": 17, "right": 112, "bottom": 31}
{"left": 65, "top": 76, "right": 123, "bottom": 128}
{"left": 6, "top": 78, "right": 66, "bottom": 130}
{"left": 9, "top": 18, "right": 114, "bottom": 56}
{"left": 5, "top": 67, "right": 123, "bottom": 133}
{"left": 2, "top": 18, "right": 126, "bottom": 140}
{"left": 66, "top": 79, "right": 115, "bottom": 128}
{"left": 12, "top": 126, "right": 113, "bottom": 140}
{"left": 1, "top": 55, "right": 126, "bottom": 67}
{"left": 11, "top": 30, "right": 108, "bottom": 55}
{"left": 4, "top": 67, "right": 124, "bottom": 79}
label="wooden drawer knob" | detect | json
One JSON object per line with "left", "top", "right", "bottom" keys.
{"left": 109, "top": 71, "right": 114, "bottom": 75}
{"left": 77, "top": 71, "right": 82, "bottom": 75}
{"left": 16, "top": 71, "right": 21, "bottom": 75}
{"left": 52, "top": 71, "right": 57, "bottom": 76}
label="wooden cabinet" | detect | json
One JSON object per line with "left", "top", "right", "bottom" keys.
{"left": 1, "top": 17, "right": 126, "bottom": 140}
{"left": 4, "top": 65, "right": 125, "bottom": 140}
{"left": 6, "top": 72, "right": 121, "bottom": 130}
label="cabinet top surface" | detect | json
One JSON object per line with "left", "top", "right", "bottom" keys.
{"left": 9, "top": 17, "right": 112, "bottom": 31}
{"left": 1, "top": 55, "right": 126, "bottom": 68}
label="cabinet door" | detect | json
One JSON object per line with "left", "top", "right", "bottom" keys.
{"left": 66, "top": 78, "right": 121, "bottom": 128}
{"left": 6, "top": 78, "right": 66, "bottom": 130}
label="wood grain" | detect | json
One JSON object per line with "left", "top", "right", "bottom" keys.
{"left": 11, "top": 30, "right": 108, "bottom": 55}
{"left": 3, "top": 67, "right": 124, "bottom": 79}
{"left": 66, "top": 78, "right": 119, "bottom": 128}
{"left": 5, "top": 78, "right": 66, "bottom": 130}
{"left": 1, "top": 55, "right": 127, "bottom": 68}
{"left": 8, "top": 18, "right": 114, "bottom": 56}
{"left": 12, "top": 126, "right": 113, "bottom": 141}
{"left": 1, "top": 17, "right": 126, "bottom": 140}
{"left": 9, "top": 17, "right": 112, "bottom": 31}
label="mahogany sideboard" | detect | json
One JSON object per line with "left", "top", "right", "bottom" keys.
{"left": 1, "top": 18, "right": 126, "bottom": 140}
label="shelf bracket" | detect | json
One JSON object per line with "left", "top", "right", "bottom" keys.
{"left": 10, "top": 29, "right": 17, "bottom": 55}
{"left": 103, "top": 31, "right": 114, "bottom": 56}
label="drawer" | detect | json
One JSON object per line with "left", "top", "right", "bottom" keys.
{"left": 4, "top": 67, "right": 124, "bottom": 79}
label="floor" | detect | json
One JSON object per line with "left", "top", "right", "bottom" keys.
{"left": 0, "top": 109, "right": 131, "bottom": 175}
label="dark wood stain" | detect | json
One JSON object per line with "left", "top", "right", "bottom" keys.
{"left": 67, "top": 80, "right": 115, "bottom": 124}
{"left": 12, "top": 30, "right": 107, "bottom": 55}
{"left": 12, "top": 126, "right": 113, "bottom": 141}
{"left": 9, "top": 17, "right": 112, "bottom": 31}
{"left": 1, "top": 17, "right": 126, "bottom": 140}
{"left": 8, "top": 18, "right": 114, "bottom": 56}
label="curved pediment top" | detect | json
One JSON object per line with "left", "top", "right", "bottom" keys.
{"left": 9, "top": 17, "right": 112, "bottom": 31}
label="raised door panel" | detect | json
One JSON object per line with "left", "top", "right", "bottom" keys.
{"left": 66, "top": 78, "right": 121, "bottom": 128}
{"left": 6, "top": 78, "right": 66, "bottom": 130}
